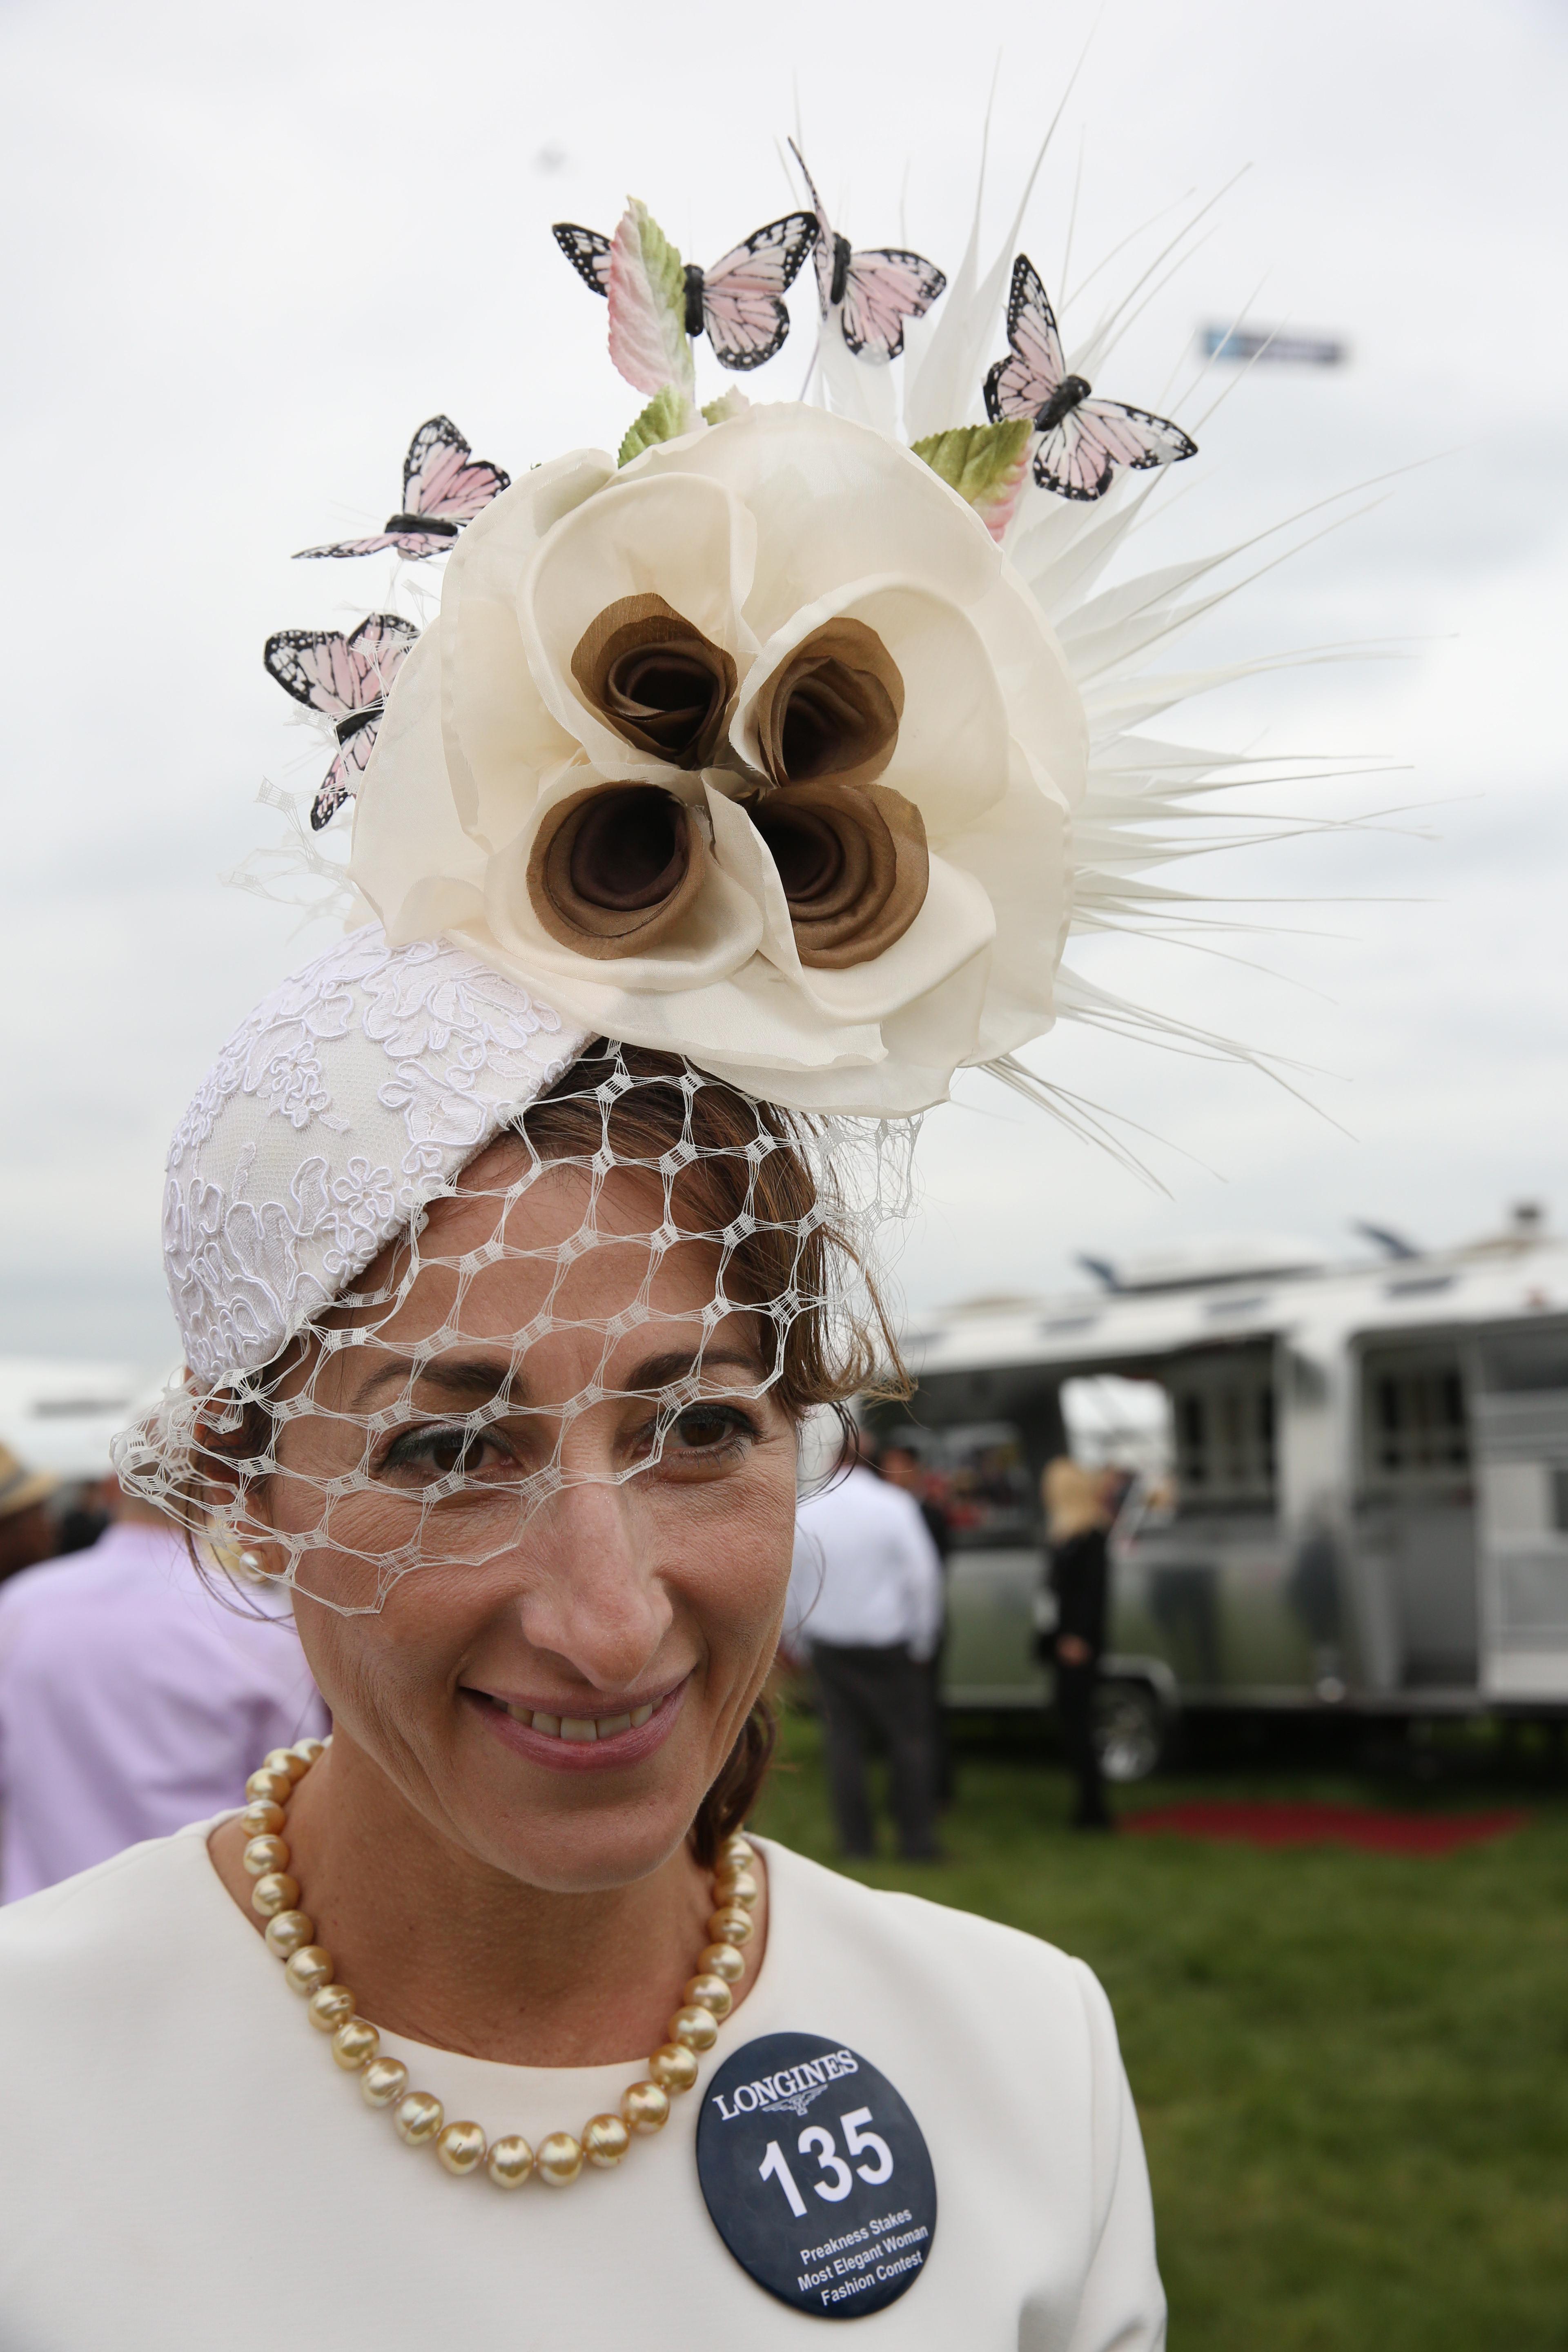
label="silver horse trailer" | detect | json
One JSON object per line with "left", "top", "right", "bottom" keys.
{"left": 866, "top": 1218, "right": 1568, "bottom": 1777}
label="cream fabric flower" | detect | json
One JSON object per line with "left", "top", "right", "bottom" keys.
{"left": 350, "top": 403, "right": 1088, "bottom": 1116}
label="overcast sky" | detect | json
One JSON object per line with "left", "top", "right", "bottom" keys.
{"left": 2, "top": 0, "right": 1565, "bottom": 1368}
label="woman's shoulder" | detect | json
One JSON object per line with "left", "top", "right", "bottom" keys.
{"left": 0, "top": 1821, "right": 231, "bottom": 1984}
{"left": 755, "top": 1835, "right": 1113, "bottom": 2039}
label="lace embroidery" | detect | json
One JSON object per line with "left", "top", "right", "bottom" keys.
{"left": 163, "top": 929, "right": 579, "bottom": 1382}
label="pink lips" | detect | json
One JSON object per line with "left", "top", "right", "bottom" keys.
{"left": 469, "top": 1679, "right": 688, "bottom": 1773}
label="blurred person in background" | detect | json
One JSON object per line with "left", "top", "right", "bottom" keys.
{"left": 788, "top": 1427, "right": 944, "bottom": 1860}
{"left": 1042, "top": 1458, "right": 1114, "bottom": 1833}
{"left": 0, "top": 1443, "right": 60, "bottom": 1586}
{"left": 0, "top": 1473, "right": 327, "bottom": 1901}
{"left": 877, "top": 1439, "right": 956, "bottom": 1806}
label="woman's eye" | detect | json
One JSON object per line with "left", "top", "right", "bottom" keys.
{"left": 379, "top": 1425, "right": 504, "bottom": 1481}
{"left": 666, "top": 1404, "right": 753, "bottom": 1456}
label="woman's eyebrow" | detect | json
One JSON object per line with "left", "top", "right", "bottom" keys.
{"left": 344, "top": 1354, "right": 523, "bottom": 1411}
{"left": 618, "top": 1345, "right": 766, "bottom": 1394}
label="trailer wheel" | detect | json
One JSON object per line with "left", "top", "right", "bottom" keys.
{"left": 1094, "top": 1678, "right": 1165, "bottom": 1783}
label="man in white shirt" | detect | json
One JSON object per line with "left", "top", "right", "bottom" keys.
{"left": 0, "top": 1481, "right": 327, "bottom": 1901}
{"left": 787, "top": 1438, "right": 945, "bottom": 1860}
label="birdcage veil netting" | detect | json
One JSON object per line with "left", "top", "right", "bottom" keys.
{"left": 115, "top": 1044, "right": 916, "bottom": 1615}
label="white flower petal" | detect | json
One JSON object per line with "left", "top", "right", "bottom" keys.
{"left": 519, "top": 472, "right": 759, "bottom": 778}
{"left": 441, "top": 450, "right": 617, "bottom": 842}
{"left": 733, "top": 577, "right": 1011, "bottom": 834}
{"left": 354, "top": 627, "right": 487, "bottom": 945}
{"left": 631, "top": 404, "right": 1001, "bottom": 639}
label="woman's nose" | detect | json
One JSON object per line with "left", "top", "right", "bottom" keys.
{"left": 513, "top": 1477, "right": 674, "bottom": 1692}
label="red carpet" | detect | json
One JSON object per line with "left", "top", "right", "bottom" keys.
{"left": 1122, "top": 1798, "right": 1528, "bottom": 1856}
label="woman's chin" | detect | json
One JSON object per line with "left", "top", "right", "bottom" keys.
{"left": 452, "top": 1689, "right": 715, "bottom": 1890}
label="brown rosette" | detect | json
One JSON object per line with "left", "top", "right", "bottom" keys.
{"left": 527, "top": 784, "right": 705, "bottom": 960}
{"left": 750, "top": 781, "right": 929, "bottom": 970}
{"left": 750, "top": 619, "right": 905, "bottom": 790}
{"left": 571, "top": 595, "right": 737, "bottom": 768}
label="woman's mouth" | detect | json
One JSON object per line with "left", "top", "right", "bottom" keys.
{"left": 464, "top": 1678, "right": 688, "bottom": 1771}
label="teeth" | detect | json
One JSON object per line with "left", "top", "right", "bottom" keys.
{"left": 500, "top": 1700, "right": 657, "bottom": 1740}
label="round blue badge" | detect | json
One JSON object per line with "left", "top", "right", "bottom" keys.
{"left": 696, "top": 2031, "right": 937, "bottom": 2319}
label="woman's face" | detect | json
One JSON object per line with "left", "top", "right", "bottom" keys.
{"left": 249, "top": 1145, "right": 799, "bottom": 1893}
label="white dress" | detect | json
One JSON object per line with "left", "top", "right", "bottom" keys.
{"left": 0, "top": 1827, "right": 1165, "bottom": 2349}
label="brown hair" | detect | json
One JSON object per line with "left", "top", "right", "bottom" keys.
{"left": 194, "top": 1042, "right": 906, "bottom": 1859}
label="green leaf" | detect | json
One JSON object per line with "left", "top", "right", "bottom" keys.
{"left": 617, "top": 384, "right": 695, "bottom": 466}
{"left": 701, "top": 388, "right": 750, "bottom": 428}
{"left": 628, "top": 199, "right": 687, "bottom": 336}
{"left": 912, "top": 420, "right": 1033, "bottom": 542}
{"left": 913, "top": 419, "right": 1032, "bottom": 502}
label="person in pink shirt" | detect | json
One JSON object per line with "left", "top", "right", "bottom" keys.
{"left": 0, "top": 1478, "right": 327, "bottom": 1901}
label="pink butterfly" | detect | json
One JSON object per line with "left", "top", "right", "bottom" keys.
{"left": 789, "top": 140, "right": 946, "bottom": 363}
{"left": 984, "top": 255, "right": 1196, "bottom": 502}
{"left": 294, "top": 416, "right": 509, "bottom": 561}
{"left": 263, "top": 614, "right": 419, "bottom": 831}
{"left": 552, "top": 211, "right": 817, "bottom": 372}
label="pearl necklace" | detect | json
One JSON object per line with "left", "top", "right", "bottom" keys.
{"left": 239, "top": 1739, "right": 758, "bottom": 2188}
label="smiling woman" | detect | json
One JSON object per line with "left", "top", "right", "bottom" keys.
{"left": 0, "top": 132, "right": 1195, "bottom": 2350}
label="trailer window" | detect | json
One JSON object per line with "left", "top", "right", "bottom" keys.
{"left": 1165, "top": 1345, "right": 1277, "bottom": 1510}
{"left": 1360, "top": 1352, "right": 1469, "bottom": 1480}
{"left": 928, "top": 1423, "right": 1033, "bottom": 1543}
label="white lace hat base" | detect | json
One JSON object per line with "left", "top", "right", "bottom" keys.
{"left": 163, "top": 926, "right": 590, "bottom": 1386}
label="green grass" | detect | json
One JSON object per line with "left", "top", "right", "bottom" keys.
{"left": 752, "top": 1709, "right": 1568, "bottom": 2350}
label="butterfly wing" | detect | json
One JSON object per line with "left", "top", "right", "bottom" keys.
{"left": 310, "top": 733, "right": 376, "bottom": 831}
{"left": 263, "top": 628, "right": 364, "bottom": 717}
{"left": 344, "top": 612, "right": 419, "bottom": 685}
{"left": 984, "top": 253, "right": 1067, "bottom": 420}
{"left": 701, "top": 213, "right": 817, "bottom": 371}
{"left": 265, "top": 615, "right": 416, "bottom": 824}
{"left": 552, "top": 223, "right": 614, "bottom": 295}
{"left": 840, "top": 249, "right": 947, "bottom": 362}
{"left": 293, "top": 532, "right": 405, "bottom": 559}
{"left": 1034, "top": 401, "right": 1196, "bottom": 501}
{"left": 402, "top": 414, "right": 510, "bottom": 525}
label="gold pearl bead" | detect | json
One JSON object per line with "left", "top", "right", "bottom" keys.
{"left": 238, "top": 1800, "right": 286, "bottom": 1839}
{"left": 395, "top": 2091, "right": 444, "bottom": 2146}
{"left": 684, "top": 1973, "right": 733, "bottom": 2019}
{"left": 718, "top": 1833, "right": 754, "bottom": 1870}
{"left": 437, "top": 2120, "right": 488, "bottom": 2175}
{"left": 583, "top": 2113, "right": 630, "bottom": 2169}
{"left": 264, "top": 1909, "right": 316, "bottom": 1958}
{"left": 361, "top": 2057, "right": 409, "bottom": 2108}
{"left": 699, "top": 1942, "right": 746, "bottom": 1984}
{"left": 712, "top": 1866, "right": 759, "bottom": 1909}
{"left": 249, "top": 1871, "right": 301, "bottom": 1918}
{"left": 263, "top": 1746, "right": 310, "bottom": 1783}
{"left": 242, "top": 1834, "right": 291, "bottom": 1878}
{"left": 621, "top": 2080, "right": 670, "bottom": 2135}
{"left": 307, "top": 1983, "right": 357, "bottom": 2033}
{"left": 245, "top": 1767, "right": 294, "bottom": 1805}
{"left": 332, "top": 2016, "right": 380, "bottom": 2071}
{"left": 648, "top": 2042, "right": 699, "bottom": 2093}
{"left": 283, "top": 1945, "right": 334, "bottom": 1996}
{"left": 291, "top": 1737, "right": 328, "bottom": 1766}
{"left": 535, "top": 2132, "right": 584, "bottom": 2187}
{"left": 708, "top": 1906, "right": 753, "bottom": 1947}
{"left": 486, "top": 2135, "right": 534, "bottom": 2189}
{"left": 668, "top": 2005, "right": 719, "bottom": 2053}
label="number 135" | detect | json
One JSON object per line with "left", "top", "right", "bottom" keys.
{"left": 759, "top": 2109, "right": 893, "bottom": 2217}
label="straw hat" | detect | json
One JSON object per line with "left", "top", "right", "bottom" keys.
{"left": 0, "top": 1442, "right": 58, "bottom": 1522}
